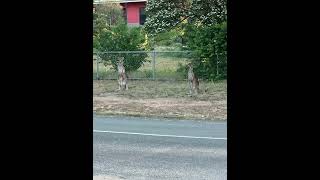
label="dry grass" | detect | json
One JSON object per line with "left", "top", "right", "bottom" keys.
{"left": 93, "top": 56, "right": 189, "bottom": 80}
{"left": 94, "top": 80, "right": 226, "bottom": 99}
{"left": 93, "top": 80, "right": 227, "bottom": 120}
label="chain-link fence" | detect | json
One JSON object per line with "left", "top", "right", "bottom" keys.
{"left": 93, "top": 51, "right": 194, "bottom": 81}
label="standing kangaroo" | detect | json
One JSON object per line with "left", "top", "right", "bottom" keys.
{"left": 187, "top": 63, "right": 199, "bottom": 95}
{"left": 117, "top": 57, "right": 128, "bottom": 90}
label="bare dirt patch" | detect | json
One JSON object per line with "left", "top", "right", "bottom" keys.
{"left": 93, "top": 80, "right": 227, "bottom": 120}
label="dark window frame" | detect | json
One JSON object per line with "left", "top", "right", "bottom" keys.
{"left": 139, "top": 7, "right": 146, "bottom": 25}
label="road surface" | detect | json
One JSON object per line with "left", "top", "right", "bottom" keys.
{"left": 93, "top": 114, "right": 227, "bottom": 180}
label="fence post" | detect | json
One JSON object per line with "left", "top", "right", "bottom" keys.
{"left": 152, "top": 50, "right": 156, "bottom": 80}
{"left": 216, "top": 54, "right": 219, "bottom": 77}
{"left": 96, "top": 56, "right": 100, "bottom": 80}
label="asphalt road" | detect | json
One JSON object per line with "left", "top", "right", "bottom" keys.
{"left": 93, "top": 114, "right": 227, "bottom": 180}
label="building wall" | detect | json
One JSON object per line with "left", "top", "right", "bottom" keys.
{"left": 121, "top": 2, "right": 146, "bottom": 26}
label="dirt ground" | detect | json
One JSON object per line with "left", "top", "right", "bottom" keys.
{"left": 93, "top": 80, "right": 227, "bottom": 120}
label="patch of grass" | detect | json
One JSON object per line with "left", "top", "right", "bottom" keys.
{"left": 93, "top": 55, "right": 190, "bottom": 80}
{"left": 93, "top": 79, "right": 227, "bottom": 101}
{"left": 93, "top": 79, "right": 227, "bottom": 120}
{"left": 94, "top": 111, "right": 225, "bottom": 121}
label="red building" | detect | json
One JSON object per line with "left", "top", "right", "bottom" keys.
{"left": 120, "top": 0, "right": 147, "bottom": 26}
{"left": 94, "top": 0, "right": 147, "bottom": 26}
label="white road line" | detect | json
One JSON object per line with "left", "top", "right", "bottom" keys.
{"left": 93, "top": 130, "right": 227, "bottom": 140}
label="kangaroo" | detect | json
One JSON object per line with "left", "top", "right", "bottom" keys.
{"left": 117, "top": 57, "right": 128, "bottom": 90}
{"left": 187, "top": 63, "right": 199, "bottom": 95}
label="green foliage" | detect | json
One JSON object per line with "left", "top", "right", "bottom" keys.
{"left": 144, "top": 0, "right": 189, "bottom": 35}
{"left": 176, "top": 62, "right": 188, "bottom": 77}
{"left": 144, "top": 0, "right": 227, "bottom": 80}
{"left": 98, "top": 24, "right": 150, "bottom": 72}
{"left": 188, "top": 0, "right": 227, "bottom": 25}
{"left": 144, "top": 0, "right": 226, "bottom": 36}
{"left": 94, "top": 3, "right": 124, "bottom": 28}
{"left": 185, "top": 22, "right": 227, "bottom": 80}
{"left": 154, "top": 30, "right": 180, "bottom": 46}
{"left": 93, "top": 3, "right": 150, "bottom": 72}
{"left": 143, "top": 70, "right": 153, "bottom": 78}
{"left": 93, "top": 3, "right": 125, "bottom": 50}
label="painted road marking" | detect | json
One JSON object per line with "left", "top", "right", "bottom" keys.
{"left": 93, "top": 130, "right": 227, "bottom": 140}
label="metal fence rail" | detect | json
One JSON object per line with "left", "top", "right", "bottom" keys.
{"left": 93, "top": 51, "right": 194, "bottom": 81}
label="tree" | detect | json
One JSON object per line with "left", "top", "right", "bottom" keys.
{"left": 93, "top": 2, "right": 125, "bottom": 51}
{"left": 94, "top": 2, "right": 150, "bottom": 73}
{"left": 93, "top": 2, "right": 124, "bottom": 29}
{"left": 144, "top": 0, "right": 227, "bottom": 80}
{"left": 98, "top": 24, "right": 149, "bottom": 72}
{"left": 185, "top": 22, "right": 227, "bottom": 80}
{"left": 144, "top": 0, "right": 189, "bottom": 35}
{"left": 144, "top": 0, "right": 226, "bottom": 36}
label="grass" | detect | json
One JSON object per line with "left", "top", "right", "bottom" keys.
{"left": 93, "top": 79, "right": 227, "bottom": 101}
{"left": 92, "top": 47, "right": 227, "bottom": 120}
{"left": 93, "top": 79, "right": 227, "bottom": 120}
{"left": 93, "top": 54, "right": 189, "bottom": 80}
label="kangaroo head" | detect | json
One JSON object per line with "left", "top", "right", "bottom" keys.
{"left": 117, "top": 57, "right": 124, "bottom": 66}
{"left": 187, "top": 63, "right": 193, "bottom": 71}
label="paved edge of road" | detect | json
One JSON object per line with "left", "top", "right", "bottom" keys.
{"left": 93, "top": 112, "right": 227, "bottom": 122}
{"left": 93, "top": 175, "right": 124, "bottom": 180}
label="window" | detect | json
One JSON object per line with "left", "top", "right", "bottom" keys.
{"left": 139, "top": 7, "right": 146, "bottom": 25}
{"left": 123, "top": 7, "right": 127, "bottom": 23}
